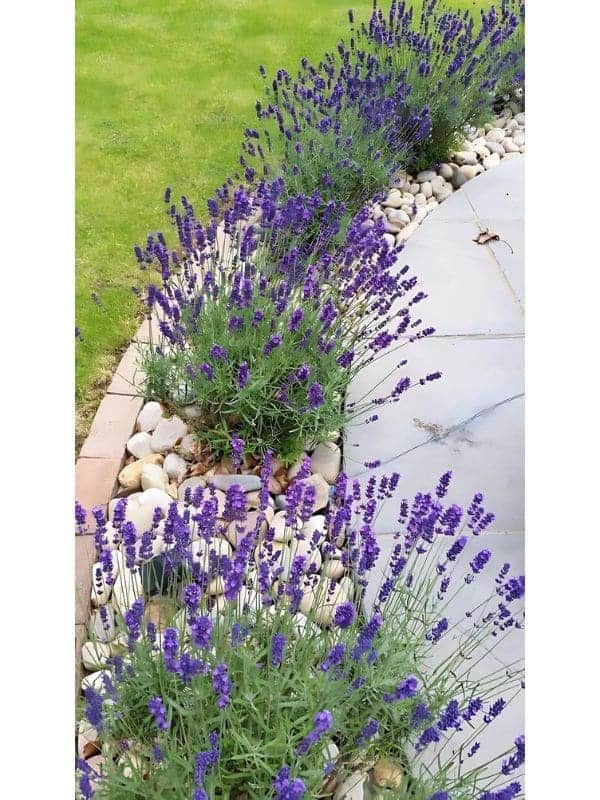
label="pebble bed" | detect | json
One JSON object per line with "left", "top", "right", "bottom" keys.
{"left": 77, "top": 96, "right": 525, "bottom": 798}
{"left": 369, "top": 98, "right": 525, "bottom": 248}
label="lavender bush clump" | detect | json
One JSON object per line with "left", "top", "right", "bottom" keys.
{"left": 76, "top": 458, "right": 524, "bottom": 799}
{"left": 137, "top": 183, "right": 435, "bottom": 461}
{"left": 226, "top": 0, "right": 524, "bottom": 226}
{"left": 351, "top": 0, "right": 525, "bottom": 171}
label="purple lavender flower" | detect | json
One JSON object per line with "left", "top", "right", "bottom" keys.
{"left": 209, "top": 344, "right": 228, "bottom": 361}
{"left": 84, "top": 687, "right": 103, "bottom": 732}
{"left": 273, "top": 766, "right": 306, "bottom": 800}
{"left": 148, "top": 696, "right": 169, "bottom": 731}
{"left": 479, "top": 783, "right": 521, "bottom": 800}
{"left": 484, "top": 698, "right": 507, "bottom": 724}
{"left": 502, "top": 735, "right": 525, "bottom": 775}
{"left": 231, "top": 436, "right": 245, "bottom": 470}
{"left": 237, "top": 362, "right": 249, "bottom": 389}
{"left": 183, "top": 583, "right": 202, "bottom": 615}
{"left": 425, "top": 618, "right": 448, "bottom": 643}
{"left": 447, "top": 536, "right": 468, "bottom": 562}
{"left": 162, "top": 627, "right": 179, "bottom": 673}
{"left": 223, "top": 485, "right": 247, "bottom": 521}
{"left": 296, "top": 710, "right": 333, "bottom": 755}
{"left": 351, "top": 612, "right": 382, "bottom": 661}
{"left": 357, "top": 718, "right": 379, "bottom": 748}
{"left": 438, "top": 699, "right": 461, "bottom": 731}
{"left": 262, "top": 333, "right": 282, "bottom": 357}
{"left": 75, "top": 501, "right": 87, "bottom": 533}
{"left": 383, "top": 675, "right": 419, "bottom": 703}
{"left": 296, "top": 364, "right": 311, "bottom": 381}
{"left": 411, "top": 703, "right": 430, "bottom": 728}
{"left": 288, "top": 308, "right": 304, "bottom": 332}
{"left": 333, "top": 601, "right": 356, "bottom": 629}
{"left": 271, "top": 633, "right": 287, "bottom": 667}
{"left": 319, "top": 643, "right": 346, "bottom": 672}
{"left": 470, "top": 548, "right": 492, "bottom": 574}
{"left": 190, "top": 615, "right": 213, "bottom": 648}
{"left": 152, "top": 745, "right": 164, "bottom": 763}
{"left": 463, "top": 697, "right": 483, "bottom": 722}
{"left": 416, "top": 725, "right": 440, "bottom": 752}
{"left": 212, "top": 663, "right": 231, "bottom": 708}
{"left": 428, "top": 794, "right": 449, "bottom": 800}
{"left": 307, "top": 382, "right": 324, "bottom": 409}
{"left": 194, "top": 731, "right": 220, "bottom": 800}
{"left": 199, "top": 363, "right": 214, "bottom": 380}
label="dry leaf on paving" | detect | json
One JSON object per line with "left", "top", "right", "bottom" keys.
{"left": 473, "top": 229, "right": 500, "bottom": 245}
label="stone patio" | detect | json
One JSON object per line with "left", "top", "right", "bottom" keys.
{"left": 347, "top": 157, "right": 525, "bottom": 782}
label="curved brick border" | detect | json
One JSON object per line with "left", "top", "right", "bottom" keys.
{"left": 74, "top": 321, "right": 148, "bottom": 700}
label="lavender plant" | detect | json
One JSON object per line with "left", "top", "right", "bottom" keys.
{"left": 136, "top": 184, "right": 436, "bottom": 462}
{"left": 231, "top": 0, "right": 524, "bottom": 215}
{"left": 350, "top": 0, "right": 525, "bottom": 171}
{"left": 76, "top": 456, "right": 524, "bottom": 799}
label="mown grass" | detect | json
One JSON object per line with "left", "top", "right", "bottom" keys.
{"left": 75, "top": 0, "right": 483, "bottom": 431}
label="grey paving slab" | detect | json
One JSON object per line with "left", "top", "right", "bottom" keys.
{"left": 349, "top": 392, "right": 524, "bottom": 534}
{"left": 347, "top": 156, "right": 524, "bottom": 534}
{"left": 462, "top": 156, "right": 524, "bottom": 221}
{"left": 477, "top": 217, "right": 524, "bottom": 308}
{"left": 363, "top": 532, "right": 524, "bottom": 781}
{"left": 346, "top": 335, "right": 524, "bottom": 475}
{"left": 427, "top": 188, "right": 475, "bottom": 223}
{"left": 394, "top": 219, "right": 523, "bottom": 336}
{"left": 350, "top": 158, "right": 525, "bottom": 788}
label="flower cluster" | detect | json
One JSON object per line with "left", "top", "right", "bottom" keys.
{"left": 138, "top": 184, "right": 435, "bottom": 460}
{"left": 76, "top": 459, "right": 524, "bottom": 799}
{"left": 351, "top": 0, "right": 525, "bottom": 170}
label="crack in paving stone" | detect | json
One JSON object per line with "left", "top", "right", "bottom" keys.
{"left": 351, "top": 392, "right": 524, "bottom": 474}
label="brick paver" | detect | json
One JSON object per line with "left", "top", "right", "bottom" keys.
{"left": 107, "top": 344, "right": 144, "bottom": 396}
{"left": 75, "top": 534, "right": 97, "bottom": 625}
{"left": 75, "top": 457, "right": 122, "bottom": 523}
{"left": 79, "top": 394, "right": 144, "bottom": 459}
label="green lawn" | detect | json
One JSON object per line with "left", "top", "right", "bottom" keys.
{"left": 75, "top": 0, "right": 482, "bottom": 424}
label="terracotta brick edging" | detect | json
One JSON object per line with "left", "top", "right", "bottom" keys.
{"left": 74, "top": 327, "right": 147, "bottom": 702}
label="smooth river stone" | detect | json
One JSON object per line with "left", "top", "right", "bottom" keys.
{"left": 81, "top": 640, "right": 111, "bottom": 671}
{"left": 310, "top": 441, "right": 342, "bottom": 484}
{"left": 386, "top": 208, "right": 410, "bottom": 227}
{"left": 164, "top": 452, "right": 187, "bottom": 481}
{"left": 486, "top": 127, "right": 505, "bottom": 142}
{"left": 140, "top": 463, "right": 169, "bottom": 492}
{"left": 334, "top": 772, "right": 367, "bottom": 800}
{"left": 136, "top": 401, "right": 163, "bottom": 433}
{"left": 381, "top": 189, "right": 403, "bottom": 208}
{"left": 126, "top": 431, "right": 153, "bottom": 459}
{"left": 111, "top": 551, "right": 144, "bottom": 614}
{"left": 453, "top": 150, "right": 478, "bottom": 166}
{"left": 483, "top": 152, "right": 501, "bottom": 169}
{"left": 415, "top": 169, "right": 436, "bottom": 182}
{"left": 312, "top": 579, "right": 348, "bottom": 626}
{"left": 88, "top": 606, "right": 116, "bottom": 643}
{"left": 124, "top": 488, "right": 173, "bottom": 531}
{"left": 226, "top": 507, "right": 273, "bottom": 547}
{"left": 177, "top": 476, "right": 206, "bottom": 501}
{"left": 271, "top": 510, "right": 302, "bottom": 543}
{"left": 209, "top": 474, "right": 262, "bottom": 492}
{"left": 118, "top": 453, "right": 164, "bottom": 490}
{"left": 150, "top": 416, "right": 188, "bottom": 453}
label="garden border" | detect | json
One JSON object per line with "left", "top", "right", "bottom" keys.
{"left": 74, "top": 143, "right": 525, "bottom": 701}
{"left": 74, "top": 322, "right": 148, "bottom": 699}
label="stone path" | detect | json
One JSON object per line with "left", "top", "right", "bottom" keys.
{"left": 345, "top": 156, "right": 524, "bottom": 781}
